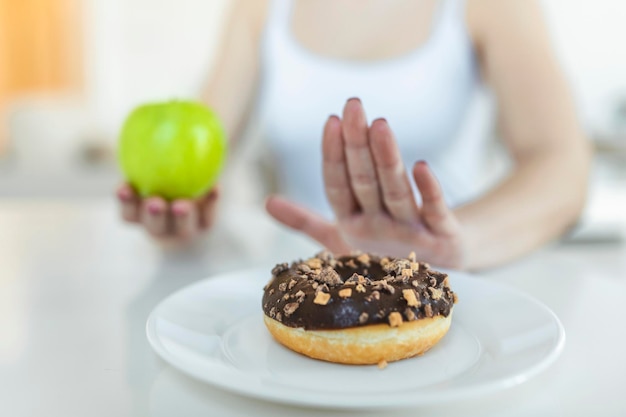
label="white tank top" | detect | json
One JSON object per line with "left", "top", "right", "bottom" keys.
{"left": 258, "top": 0, "right": 488, "bottom": 217}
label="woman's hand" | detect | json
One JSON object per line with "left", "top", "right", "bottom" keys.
{"left": 116, "top": 184, "right": 220, "bottom": 243}
{"left": 266, "top": 99, "right": 466, "bottom": 269}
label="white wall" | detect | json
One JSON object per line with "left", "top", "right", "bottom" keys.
{"left": 83, "top": 0, "right": 229, "bottom": 140}
{"left": 542, "top": 0, "right": 626, "bottom": 133}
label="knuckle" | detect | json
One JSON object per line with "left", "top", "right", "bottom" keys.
{"left": 384, "top": 187, "right": 411, "bottom": 203}
{"left": 351, "top": 172, "right": 378, "bottom": 187}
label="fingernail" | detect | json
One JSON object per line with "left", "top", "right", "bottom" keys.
{"left": 207, "top": 189, "right": 219, "bottom": 200}
{"left": 328, "top": 114, "right": 340, "bottom": 121}
{"left": 117, "top": 187, "right": 131, "bottom": 201}
{"left": 172, "top": 203, "right": 189, "bottom": 217}
{"left": 416, "top": 160, "right": 428, "bottom": 167}
{"left": 373, "top": 117, "right": 387, "bottom": 125}
{"left": 347, "top": 97, "right": 361, "bottom": 103}
{"left": 147, "top": 201, "right": 162, "bottom": 215}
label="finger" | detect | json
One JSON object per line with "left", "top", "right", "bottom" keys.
{"left": 116, "top": 184, "right": 140, "bottom": 222}
{"left": 322, "top": 115, "right": 357, "bottom": 219}
{"left": 199, "top": 186, "right": 220, "bottom": 230}
{"left": 413, "top": 161, "right": 458, "bottom": 236}
{"left": 369, "top": 118, "right": 418, "bottom": 222}
{"left": 171, "top": 200, "right": 198, "bottom": 239}
{"left": 341, "top": 98, "right": 381, "bottom": 214}
{"left": 265, "top": 195, "right": 351, "bottom": 254}
{"left": 141, "top": 197, "right": 170, "bottom": 237}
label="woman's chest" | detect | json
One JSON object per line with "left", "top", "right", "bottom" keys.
{"left": 289, "top": 0, "right": 441, "bottom": 61}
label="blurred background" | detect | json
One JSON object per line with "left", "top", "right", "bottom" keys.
{"left": 0, "top": 0, "right": 625, "bottom": 238}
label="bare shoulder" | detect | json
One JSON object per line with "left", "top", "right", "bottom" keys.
{"left": 465, "top": 0, "right": 550, "bottom": 47}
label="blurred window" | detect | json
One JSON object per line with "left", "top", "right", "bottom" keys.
{"left": 0, "top": 0, "right": 83, "bottom": 155}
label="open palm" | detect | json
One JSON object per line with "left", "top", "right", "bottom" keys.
{"left": 266, "top": 99, "right": 465, "bottom": 269}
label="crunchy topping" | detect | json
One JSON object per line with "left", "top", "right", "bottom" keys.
{"left": 402, "top": 289, "right": 420, "bottom": 307}
{"left": 377, "top": 360, "right": 388, "bottom": 370}
{"left": 359, "top": 312, "right": 369, "bottom": 324}
{"left": 408, "top": 251, "right": 417, "bottom": 262}
{"left": 372, "top": 280, "right": 395, "bottom": 294}
{"left": 315, "top": 250, "right": 334, "bottom": 262}
{"left": 297, "top": 264, "right": 312, "bottom": 274}
{"left": 388, "top": 312, "right": 403, "bottom": 327}
{"left": 264, "top": 252, "right": 456, "bottom": 330}
{"left": 271, "top": 263, "right": 289, "bottom": 276}
{"left": 338, "top": 288, "right": 352, "bottom": 298}
{"left": 356, "top": 253, "right": 371, "bottom": 266}
{"left": 442, "top": 275, "right": 450, "bottom": 288}
{"left": 317, "top": 267, "right": 342, "bottom": 285}
{"left": 429, "top": 287, "right": 443, "bottom": 300}
{"left": 383, "top": 259, "right": 411, "bottom": 276}
{"left": 305, "top": 258, "right": 323, "bottom": 270}
{"left": 346, "top": 273, "right": 368, "bottom": 285}
{"left": 283, "top": 303, "right": 299, "bottom": 316}
{"left": 313, "top": 292, "right": 331, "bottom": 305}
{"left": 315, "top": 283, "right": 329, "bottom": 294}
{"left": 453, "top": 293, "right": 459, "bottom": 304}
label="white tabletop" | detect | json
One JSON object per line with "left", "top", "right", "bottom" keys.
{"left": 0, "top": 199, "right": 625, "bottom": 417}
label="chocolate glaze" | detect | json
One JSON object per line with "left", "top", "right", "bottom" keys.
{"left": 262, "top": 252, "right": 457, "bottom": 330}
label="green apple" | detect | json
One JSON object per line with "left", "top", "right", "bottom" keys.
{"left": 118, "top": 100, "right": 227, "bottom": 200}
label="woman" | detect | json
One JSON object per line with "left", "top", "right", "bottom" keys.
{"left": 117, "top": 0, "right": 590, "bottom": 270}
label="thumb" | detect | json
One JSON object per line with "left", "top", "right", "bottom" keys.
{"left": 265, "top": 195, "right": 350, "bottom": 254}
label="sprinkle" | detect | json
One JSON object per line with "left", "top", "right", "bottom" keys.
{"left": 338, "top": 288, "right": 352, "bottom": 298}
{"left": 388, "top": 312, "right": 403, "bottom": 327}
{"left": 402, "top": 289, "right": 420, "bottom": 307}
{"left": 313, "top": 292, "right": 331, "bottom": 305}
{"left": 283, "top": 303, "right": 299, "bottom": 316}
{"left": 359, "top": 312, "right": 369, "bottom": 324}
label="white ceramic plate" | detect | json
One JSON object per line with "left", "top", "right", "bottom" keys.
{"left": 146, "top": 267, "right": 565, "bottom": 409}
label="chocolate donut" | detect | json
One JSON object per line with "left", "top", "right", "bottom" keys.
{"left": 262, "top": 251, "right": 457, "bottom": 366}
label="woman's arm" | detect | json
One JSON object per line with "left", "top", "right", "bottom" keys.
{"left": 456, "top": 0, "right": 592, "bottom": 268}
{"left": 201, "top": 0, "right": 268, "bottom": 142}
